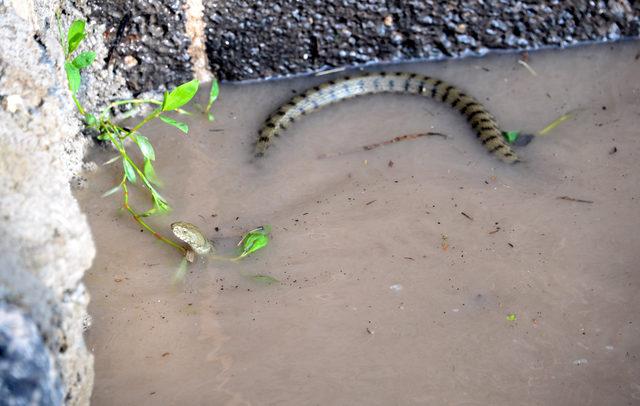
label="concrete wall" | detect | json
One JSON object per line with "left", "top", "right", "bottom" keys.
{"left": 0, "top": 1, "right": 94, "bottom": 404}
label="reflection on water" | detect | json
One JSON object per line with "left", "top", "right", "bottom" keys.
{"left": 77, "top": 42, "right": 640, "bottom": 405}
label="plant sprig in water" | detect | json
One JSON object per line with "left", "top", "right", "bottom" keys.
{"left": 58, "top": 16, "right": 220, "bottom": 256}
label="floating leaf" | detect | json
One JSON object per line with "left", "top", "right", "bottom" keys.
{"left": 159, "top": 115, "right": 189, "bottom": 134}
{"left": 236, "top": 228, "right": 270, "bottom": 259}
{"left": 101, "top": 185, "right": 121, "bottom": 198}
{"left": 502, "top": 131, "right": 520, "bottom": 144}
{"left": 135, "top": 134, "right": 155, "bottom": 161}
{"left": 252, "top": 275, "right": 279, "bottom": 285}
{"left": 162, "top": 79, "right": 199, "bottom": 112}
{"left": 64, "top": 62, "right": 81, "bottom": 94}
{"left": 122, "top": 159, "right": 136, "bottom": 183}
{"left": 67, "top": 20, "right": 86, "bottom": 55}
{"left": 207, "top": 112, "right": 215, "bottom": 122}
{"left": 72, "top": 51, "right": 96, "bottom": 69}
{"left": 506, "top": 313, "right": 517, "bottom": 321}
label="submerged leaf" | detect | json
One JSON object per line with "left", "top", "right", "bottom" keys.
{"left": 252, "top": 275, "right": 279, "bottom": 285}
{"left": 506, "top": 313, "right": 517, "bottom": 321}
{"left": 172, "top": 257, "right": 189, "bottom": 284}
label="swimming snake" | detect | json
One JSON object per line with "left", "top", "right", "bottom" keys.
{"left": 173, "top": 71, "right": 522, "bottom": 253}
{"left": 254, "top": 71, "right": 519, "bottom": 163}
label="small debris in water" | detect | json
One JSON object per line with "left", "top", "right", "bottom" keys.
{"left": 557, "top": 196, "right": 594, "bottom": 204}
{"left": 440, "top": 234, "right": 449, "bottom": 251}
{"left": 517, "top": 59, "right": 538, "bottom": 76}
{"left": 460, "top": 212, "right": 473, "bottom": 221}
{"left": 365, "top": 200, "right": 377, "bottom": 206}
{"left": 506, "top": 313, "right": 517, "bottom": 321}
{"left": 573, "top": 358, "right": 588, "bottom": 366}
{"left": 609, "top": 146, "right": 618, "bottom": 155}
{"left": 389, "top": 284, "right": 403, "bottom": 292}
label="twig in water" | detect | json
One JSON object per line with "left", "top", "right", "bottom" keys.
{"left": 461, "top": 212, "right": 473, "bottom": 221}
{"left": 557, "top": 196, "right": 594, "bottom": 204}
{"left": 517, "top": 60, "right": 538, "bottom": 77}
{"left": 315, "top": 66, "right": 347, "bottom": 76}
{"left": 538, "top": 111, "right": 580, "bottom": 136}
{"left": 318, "top": 132, "right": 448, "bottom": 159}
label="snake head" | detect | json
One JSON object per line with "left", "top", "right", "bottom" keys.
{"left": 171, "top": 221, "right": 213, "bottom": 256}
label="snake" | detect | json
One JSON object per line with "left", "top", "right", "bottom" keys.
{"left": 254, "top": 71, "right": 519, "bottom": 163}
{"left": 173, "top": 71, "right": 522, "bottom": 253}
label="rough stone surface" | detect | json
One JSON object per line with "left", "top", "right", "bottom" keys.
{"left": 83, "top": 0, "right": 194, "bottom": 93}
{"left": 0, "top": 303, "right": 64, "bottom": 406}
{"left": 204, "top": 0, "right": 640, "bottom": 81}
{"left": 0, "top": 1, "right": 95, "bottom": 404}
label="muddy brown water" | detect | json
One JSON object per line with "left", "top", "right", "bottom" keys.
{"left": 76, "top": 42, "right": 640, "bottom": 405}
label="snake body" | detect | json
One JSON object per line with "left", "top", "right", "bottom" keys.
{"left": 255, "top": 71, "right": 518, "bottom": 163}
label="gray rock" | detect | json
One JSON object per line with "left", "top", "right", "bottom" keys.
{"left": 0, "top": 304, "right": 63, "bottom": 406}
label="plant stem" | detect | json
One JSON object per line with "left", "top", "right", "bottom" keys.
{"left": 121, "top": 180, "right": 186, "bottom": 255}
{"left": 72, "top": 94, "right": 85, "bottom": 116}
{"left": 101, "top": 99, "right": 191, "bottom": 119}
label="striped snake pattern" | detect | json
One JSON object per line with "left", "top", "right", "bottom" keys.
{"left": 254, "top": 71, "right": 519, "bottom": 163}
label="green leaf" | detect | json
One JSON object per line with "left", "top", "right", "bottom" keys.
{"left": 502, "top": 131, "right": 520, "bottom": 144}
{"left": 506, "top": 313, "right": 517, "bottom": 321}
{"left": 143, "top": 158, "right": 162, "bottom": 187}
{"left": 159, "top": 115, "right": 189, "bottom": 134}
{"left": 252, "top": 275, "right": 279, "bottom": 285}
{"left": 84, "top": 113, "right": 97, "bottom": 126}
{"left": 135, "top": 135, "right": 155, "bottom": 161}
{"left": 207, "top": 112, "right": 215, "bottom": 122}
{"left": 162, "top": 79, "right": 199, "bottom": 112}
{"left": 72, "top": 51, "right": 96, "bottom": 69}
{"left": 67, "top": 20, "right": 86, "bottom": 55}
{"left": 64, "top": 62, "right": 81, "bottom": 94}
{"left": 237, "top": 229, "right": 270, "bottom": 259}
{"left": 101, "top": 185, "right": 121, "bottom": 198}
{"left": 208, "top": 80, "right": 219, "bottom": 106}
{"left": 122, "top": 159, "right": 136, "bottom": 183}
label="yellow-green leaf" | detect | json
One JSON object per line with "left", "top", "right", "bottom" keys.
{"left": 67, "top": 20, "right": 86, "bottom": 55}
{"left": 64, "top": 62, "right": 80, "bottom": 94}
{"left": 72, "top": 51, "right": 96, "bottom": 69}
{"left": 159, "top": 115, "right": 189, "bottom": 134}
{"left": 162, "top": 79, "right": 199, "bottom": 112}
{"left": 122, "top": 159, "right": 136, "bottom": 183}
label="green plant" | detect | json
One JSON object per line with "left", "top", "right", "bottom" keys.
{"left": 58, "top": 16, "right": 219, "bottom": 256}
